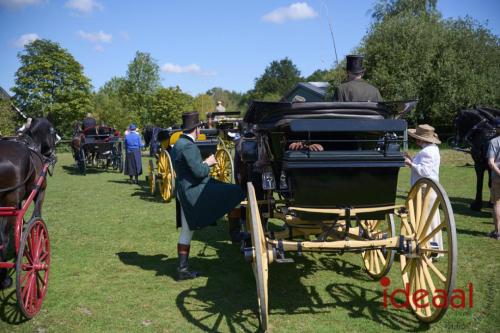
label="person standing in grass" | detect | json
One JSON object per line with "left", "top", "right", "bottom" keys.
{"left": 487, "top": 118, "right": 500, "bottom": 240}
{"left": 124, "top": 124, "right": 143, "bottom": 184}
{"left": 404, "top": 124, "right": 444, "bottom": 257}
{"left": 172, "top": 111, "right": 245, "bottom": 281}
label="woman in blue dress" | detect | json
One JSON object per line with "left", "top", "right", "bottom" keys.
{"left": 124, "top": 124, "right": 144, "bottom": 184}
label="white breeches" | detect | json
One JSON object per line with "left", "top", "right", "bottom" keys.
{"left": 178, "top": 206, "right": 194, "bottom": 245}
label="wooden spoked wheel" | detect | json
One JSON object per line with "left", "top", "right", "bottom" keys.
{"left": 16, "top": 218, "right": 50, "bottom": 319}
{"left": 158, "top": 150, "right": 175, "bottom": 202}
{"left": 148, "top": 159, "right": 156, "bottom": 195}
{"left": 400, "top": 178, "right": 457, "bottom": 323}
{"left": 361, "top": 214, "right": 395, "bottom": 280}
{"left": 210, "top": 148, "right": 234, "bottom": 183}
{"left": 246, "top": 182, "right": 269, "bottom": 331}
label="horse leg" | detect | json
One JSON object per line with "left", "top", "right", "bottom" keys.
{"left": 33, "top": 187, "right": 46, "bottom": 218}
{"left": 470, "top": 165, "right": 484, "bottom": 211}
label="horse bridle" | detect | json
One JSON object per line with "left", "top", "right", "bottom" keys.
{"left": 460, "top": 110, "right": 495, "bottom": 146}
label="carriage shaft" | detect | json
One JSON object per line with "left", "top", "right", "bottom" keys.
{"left": 268, "top": 236, "right": 402, "bottom": 253}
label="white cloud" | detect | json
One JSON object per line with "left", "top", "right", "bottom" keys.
{"left": 65, "top": 0, "right": 102, "bottom": 14}
{"left": 262, "top": 2, "right": 318, "bottom": 24}
{"left": 0, "top": 0, "right": 42, "bottom": 9}
{"left": 14, "top": 33, "right": 39, "bottom": 47}
{"left": 77, "top": 30, "right": 112, "bottom": 43}
{"left": 161, "top": 63, "right": 216, "bottom": 76}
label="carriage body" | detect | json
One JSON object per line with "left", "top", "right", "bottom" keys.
{"left": 243, "top": 102, "right": 406, "bottom": 218}
{"left": 77, "top": 126, "right": 123, "bottom": 173}
{"left": 240, "top": 101, "right": 457, "bottom": 330}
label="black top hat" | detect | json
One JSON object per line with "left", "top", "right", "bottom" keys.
{"left": 181, "top": 111, "right": 202, "bottom": 132}
{"left": 346, "top": 55, "right": 364, "bottom": 74}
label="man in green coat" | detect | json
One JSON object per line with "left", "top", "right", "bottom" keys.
{"left": 172, "top": 111, "right": 245, "bottom": 281}
{"left": 333, "top": 55, "right": 382, "bottom": 102}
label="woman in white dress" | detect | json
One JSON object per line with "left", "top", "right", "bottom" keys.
{"left": 404, "top": 124, "right": 443, "bottom": 259}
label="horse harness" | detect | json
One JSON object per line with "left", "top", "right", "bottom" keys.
{"left": 0, "top": 136, "right": 50, "bottom": 194}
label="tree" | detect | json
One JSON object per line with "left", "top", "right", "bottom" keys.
{"left": 12, "top": 39, "right": 92, "bottom": 136}
{"left": 362, "top": 0, "right": 500, "bottom": 126}
{"left": 192, "top": 94, "right": 214, "bottom": 120}
{"left": 253, "top": 58, "right": 302, "bottom": 99}
{"left": 150, "top": 87, "right": 192, "bottom": 127}
{"left": 0, "top": 100, "right": 19, "bottom": 136}
{"left": 93, "top": 77, "right": 131, "bottom": 132}
{"left": 125, "top": 51, "right": 161, "bottom": 126}
{"left": 206, "top": 87, "right": 245, "bottom": 112}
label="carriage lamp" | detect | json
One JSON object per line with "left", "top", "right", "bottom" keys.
{"left": 262, "top": 167, "right": 276, "bottom": 190}
{"left": 279, "top": 170, "right": 288, "bottom": 190}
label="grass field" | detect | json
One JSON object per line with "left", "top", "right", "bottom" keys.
{"left": 0, "top": 150, "right": 499, "bottom": 333}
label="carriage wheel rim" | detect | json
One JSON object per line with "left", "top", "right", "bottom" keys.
{"left": 148, "top": 159, "right": 156, "bottom": 195}
{"left": 211, "top": 149, "right": 233, "bottom": 183}
{"left": 361, "top": 214, "right": 395, "bottom": 279}
{"left": 246, "top": 183, "right": 269, "bottom": 330}
{"left": 158, "top": 151, "right": 174, "bottom": 202}
{"left": 16, "top": 218, "right": 50, "bottom": 318}
{"left": 400, "top": 178, "right": 457, "bottom": 323}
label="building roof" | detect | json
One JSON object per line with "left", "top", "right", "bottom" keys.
{"left": 281, "top": 81, "right": 330, "bottom": 102}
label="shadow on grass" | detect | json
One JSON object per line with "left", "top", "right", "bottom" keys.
{"left": 61, "top": 165, "right": 111, "bottom": 176}
{"left": 448, "top": 196, "right": 491, "bottom": 219}
{"left": 0, "top": 285, "right": 29, "bottom": 325}
{"left": 116, "top": 225, "right": 426, "bottom": 332}
{"left": 107, "top": 178, "right": 166, "bottom": 203}
{"left": 325, "top": 283, "right": 428, "bottom": 332}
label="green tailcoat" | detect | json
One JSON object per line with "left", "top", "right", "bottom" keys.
{"left": 333, "top": 78, "right": 382, "bottom": 102}
{"left": 172, "top": 135, "right": 245, "bottom": 230}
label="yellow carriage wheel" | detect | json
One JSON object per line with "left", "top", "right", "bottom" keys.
{"left": 148, "top": 159, "right": 156, "bottom": 195}
{"left": 246, "top": 182, "right": 269, "bottom": 331}
{"left": 210, "top": 148, "right": 234, "bottom": 183}
{"left": 158, "top": 150, "right": 175, "bottom": 203}
{"left": 361, "top": 214, "right": 395, "bottom": 280}
{"left": 400, "top": 178, "right": 457, "bottom": 323}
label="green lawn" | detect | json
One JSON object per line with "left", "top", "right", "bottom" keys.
{"left": 0, "top": 150, "right": 499, "bottom": 333}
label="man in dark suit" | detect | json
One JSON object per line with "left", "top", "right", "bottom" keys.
{"left": 172, "top": 111, "right": 245, "bottom": 280}
{"left": 82, "top": 113, "right": 97, "bottom": 130}
{"left": 333, "top": 55, "right": 382, "bottom": 102}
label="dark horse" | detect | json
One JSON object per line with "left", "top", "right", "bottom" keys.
{"left": 453, "top": 107, "right": 500, "bottom": 211}
{"left": 0, "top": 118, "right": 57, "bottom": 289}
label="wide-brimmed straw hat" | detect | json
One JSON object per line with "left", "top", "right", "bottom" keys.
{"left": 408, "top": 124, "right": 441, "bottom": 144}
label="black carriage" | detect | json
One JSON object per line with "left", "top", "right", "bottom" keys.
{"left": 239, "top": 101, "right": 457, "bottom": 330}
{"left": 75, "top": 126, "right": 123, "bottom": 175}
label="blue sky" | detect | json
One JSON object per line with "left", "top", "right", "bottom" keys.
{"left": 0, "top": 0, "right": 499, "bottom": 96}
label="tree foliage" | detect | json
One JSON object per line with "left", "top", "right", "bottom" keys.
{"left": 192, "top": 94, "right": 214, "bottom": 120}
{"left": 12, "top": 39, "right": 92, "bottom": 136}
{"left": 150, "top": 87, "right": 192, "bottom": 127}
{"left": 124, "top": 51, "right": 161, "bottom": 126}
{"left": 362, "top": 0, "right": 500, "bottom": 127}
{"left": 206, "top": 87, "right": 245, "bottom": 112}
{"left": 93, "top": 77, "right": 131, "bottom": 132}
{"left": 0, "top": 100, "right": 19, "bottom": 136}
{"left": 253, "top": 58, "right": 302, "bottom": 99}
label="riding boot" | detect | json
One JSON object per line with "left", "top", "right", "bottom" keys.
{"left": 177, "top": 244, "right": 199, "bottom": 281}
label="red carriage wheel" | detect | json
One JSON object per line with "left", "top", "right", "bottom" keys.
{"left": 16, "top": 217, "right": 50, "bottom": 318}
